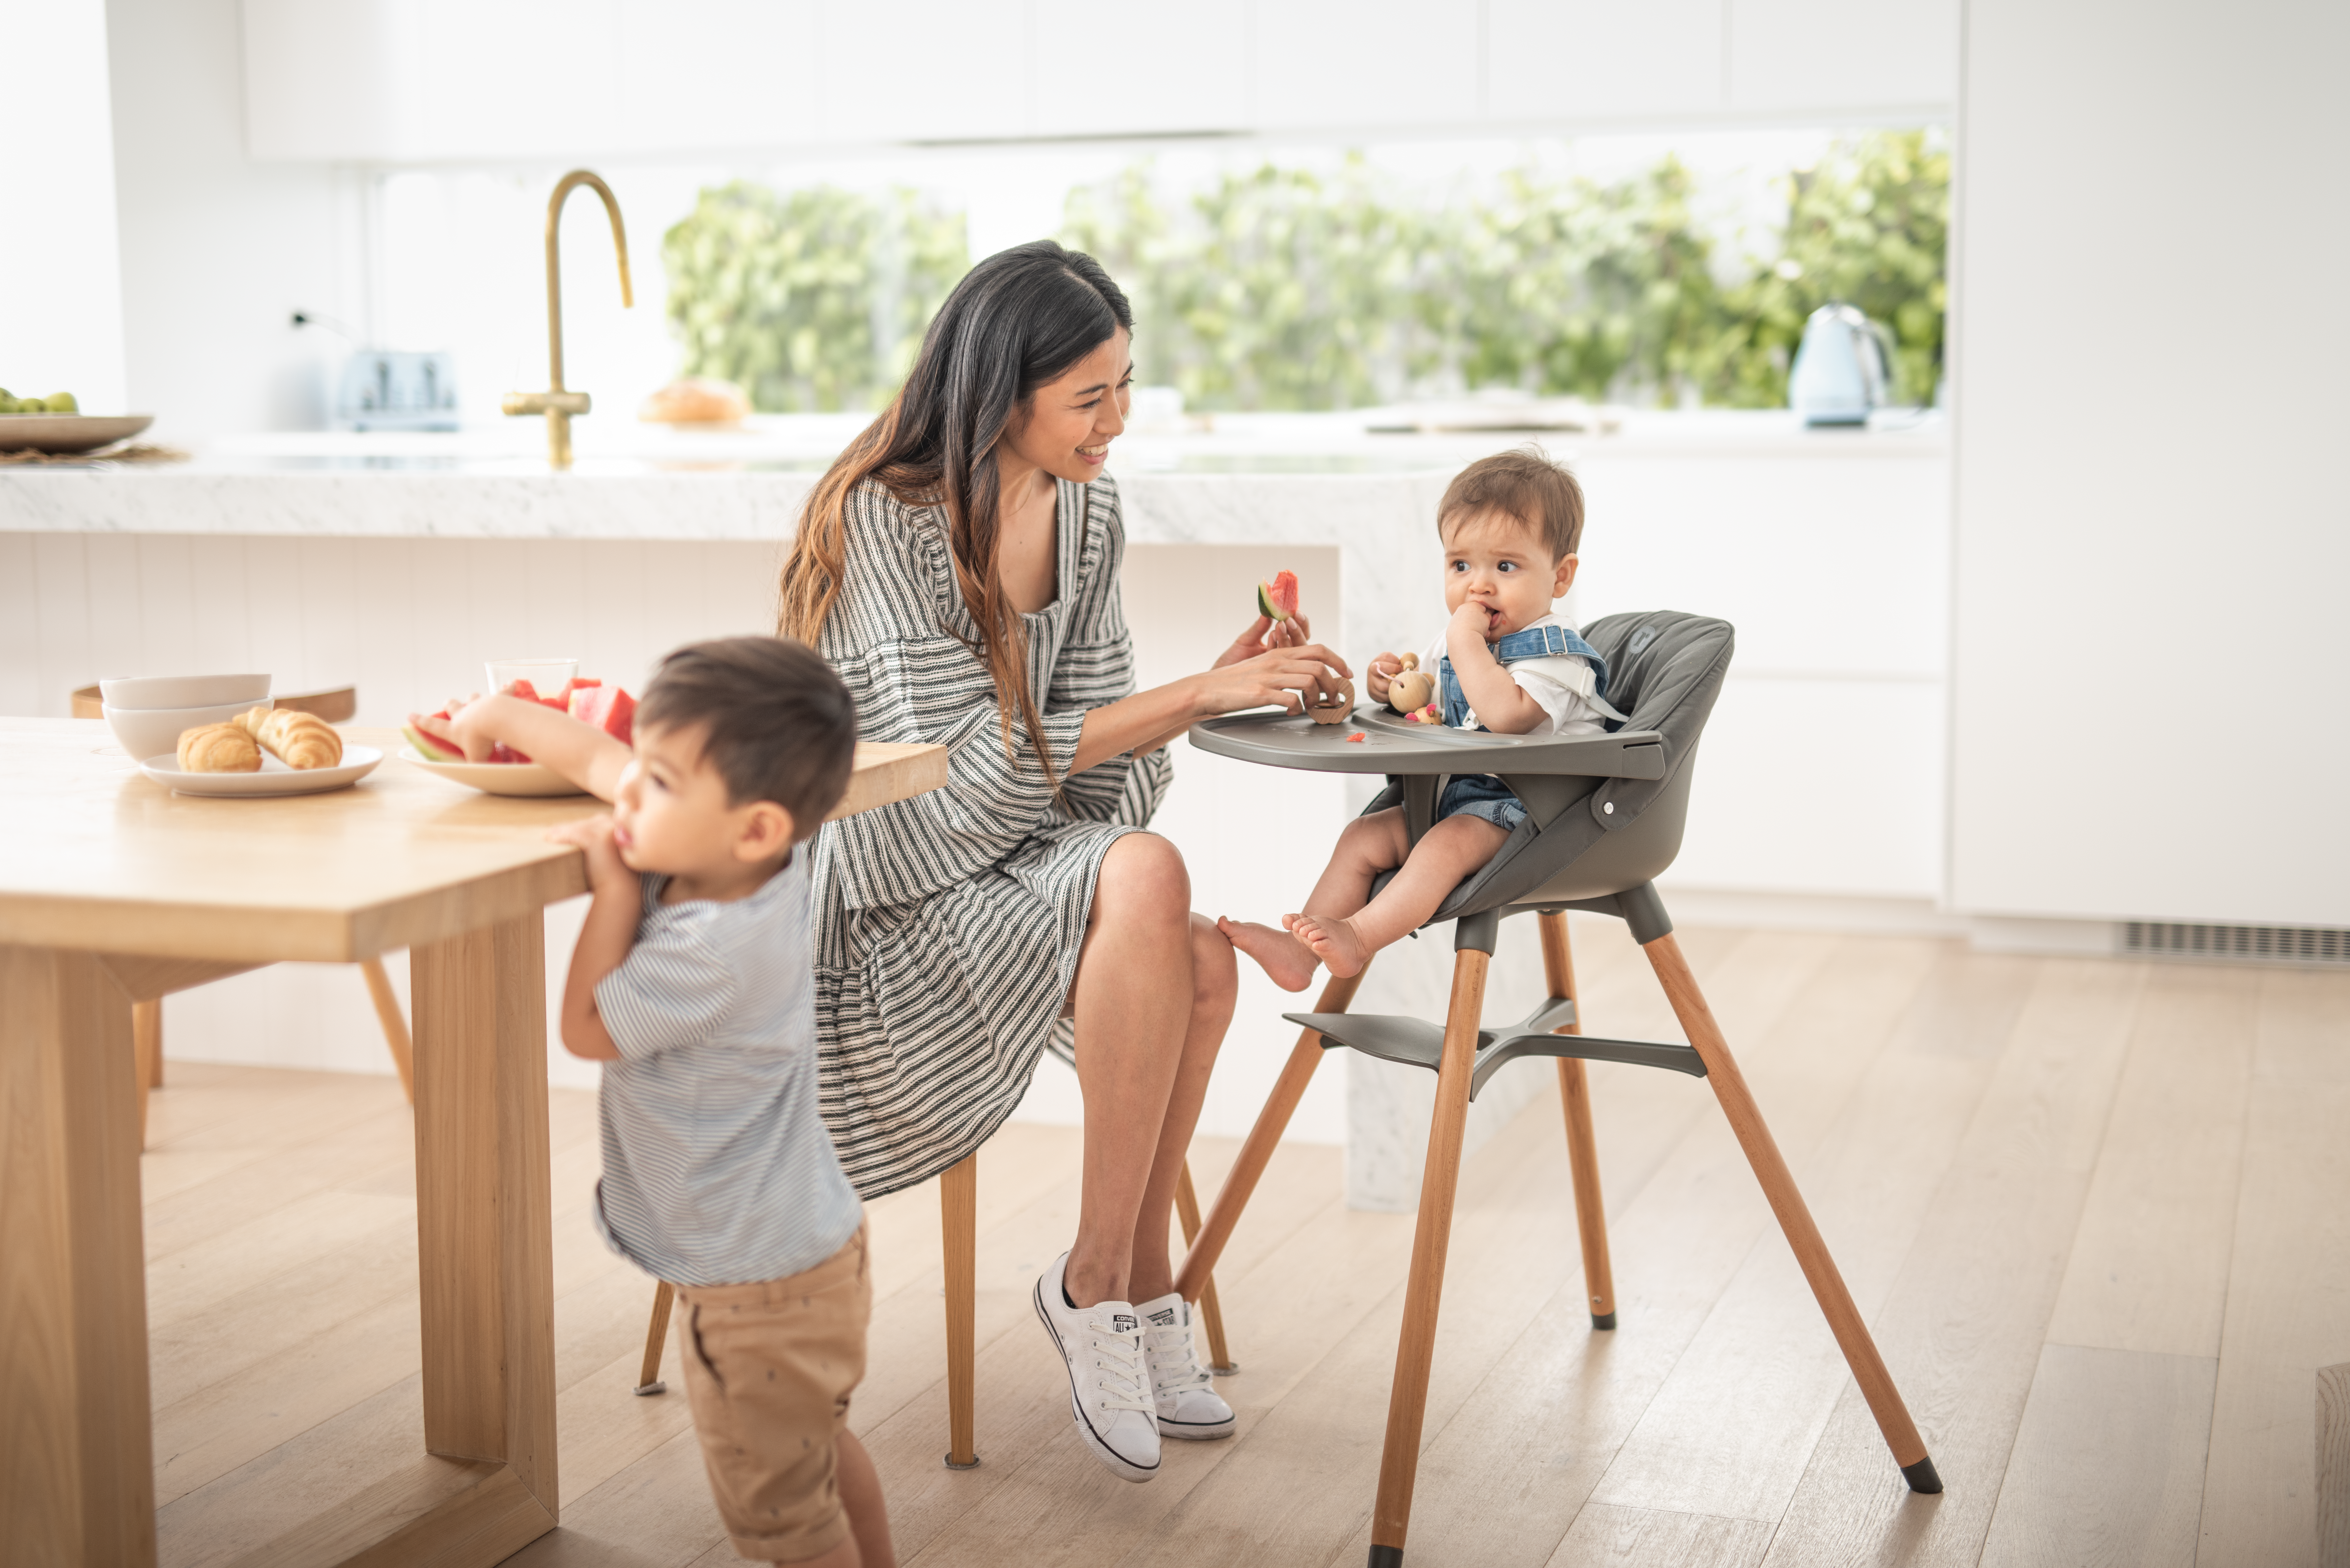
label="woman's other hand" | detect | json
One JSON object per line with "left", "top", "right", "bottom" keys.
{"left": 1364, "top": 651, "right": 1403, "bottom": 705}
{"left": 1189, "top": 637, "right": 1352, "bottom": 717}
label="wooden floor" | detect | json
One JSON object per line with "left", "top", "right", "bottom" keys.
{"left": 140, "top": 923, "right": 2350, "bottom": 1568}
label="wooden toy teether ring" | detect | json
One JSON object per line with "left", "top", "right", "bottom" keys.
{"left": 1305, "top": 675, "right": 1357, "bottom": 725}
{"left": 1388, "top": 651, "right": 1437, "bottom": 716}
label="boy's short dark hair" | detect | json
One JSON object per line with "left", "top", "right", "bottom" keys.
{"left": 1437, "top": 446, "right": 1586, "bottom": 560}
{"left": 637, "top": 636, "right": 856, "bottom": 842}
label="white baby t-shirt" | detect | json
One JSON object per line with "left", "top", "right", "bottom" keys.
{"left": 1422, "top": 613, "right": 1609, "bottom": 737}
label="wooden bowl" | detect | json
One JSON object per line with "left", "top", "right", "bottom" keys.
{"left": 0, "top": 414, "right": 155, "bottom": 454}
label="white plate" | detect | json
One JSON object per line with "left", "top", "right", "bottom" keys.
{"left": 397, "top": 746, "right": 588, "bottom": 797}
{"left": 140, "top": 744, "right": 383, "bottom": 798}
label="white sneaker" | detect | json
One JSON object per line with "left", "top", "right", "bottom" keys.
{"left": 1138, "top": 1291, "right": 1236, "bottom": 1440}
{"left": 1033, "top": 1252, "right": 1160, "bottom": 1482}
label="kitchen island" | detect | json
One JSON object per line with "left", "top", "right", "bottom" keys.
{"left": 2, "top": 410, "right": 1950, "bottom": 1208}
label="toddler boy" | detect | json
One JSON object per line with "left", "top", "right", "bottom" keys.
{"left": 420, "top": 637, "right": 891, "bottom": 1568}
{"left": 1223, "top": 448, "right": 1621, "bottom": 989}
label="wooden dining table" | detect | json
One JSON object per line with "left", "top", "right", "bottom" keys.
{"left": 0, "top": 719, "right": 946, "bottom": 1567}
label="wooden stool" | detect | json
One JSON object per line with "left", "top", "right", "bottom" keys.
{"left": 632, "top": 1150, "right": 1237, "bottom": 1470}
{"left": 76, "top": 682, "right": 413, "bottom": 1143}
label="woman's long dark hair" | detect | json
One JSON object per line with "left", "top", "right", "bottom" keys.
{"left": 779, "top": 241, "right": 1133, "bottom": 777}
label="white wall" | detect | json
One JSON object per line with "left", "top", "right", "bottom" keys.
{"left": 108, "top": 0, "right": 352, "bottom": 443}
{"left": 1949, "top": 0, "right": 2350, "bottom": 927}
{"left": 0, "top": 0, "right": 129, "bottom": 415}
{"left": 239, "top": 0, "right": 1958, "bottom": 163}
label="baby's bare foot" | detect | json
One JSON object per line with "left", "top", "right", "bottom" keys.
{"left": 1219, "top": 916, "right": 1319, "bottom": 993}
{"left": 1288, "top": 913, "right": 1372, "bottom": 979}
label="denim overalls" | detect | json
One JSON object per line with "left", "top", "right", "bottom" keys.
{"left": 1431, "top": 623, "right": 1622, "bottom": 833}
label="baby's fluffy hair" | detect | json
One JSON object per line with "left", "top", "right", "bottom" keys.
{"left": 635, "top": 636, "right": 856, "bottom": 842}
{"left": 1436, "top": 446, "right": 1586, "bottom": 560}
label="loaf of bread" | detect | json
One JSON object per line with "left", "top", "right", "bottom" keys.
{"left": 178, "top": 722, "right": 261, "bottom": 773}
{"left": 236, "top": 705, "right": 344, "bottom": 770}
{"left": 639, "top": 377, "right": 750, "bottom": 425}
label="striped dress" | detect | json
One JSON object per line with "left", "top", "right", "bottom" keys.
{"left": 809, "top": 473, "right": 1172, "bottom": 1198}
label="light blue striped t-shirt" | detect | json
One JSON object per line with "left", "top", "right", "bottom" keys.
{"left": 590, "top": 852, "right": 862, "bottom": 1287}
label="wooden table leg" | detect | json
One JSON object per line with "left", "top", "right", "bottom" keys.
{"left": 0, "top": 945, "right": 157, "bottom": 1567}
{"left": 406, "top": 915, "right": 562, "bottom": 1551}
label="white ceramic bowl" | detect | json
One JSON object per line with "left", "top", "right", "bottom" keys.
{"left": 103, "top": 698, "right": 274, "bottom": 762}
{"left": 99, "top": 672, "right": 272, "bottom": 709}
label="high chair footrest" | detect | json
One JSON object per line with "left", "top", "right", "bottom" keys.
{"left": 1284, "top": 1014, "right": 1708, "bottom": 1097}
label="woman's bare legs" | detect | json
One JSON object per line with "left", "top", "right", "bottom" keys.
{"left": 1222, "top": 806, "right": 1508, "bottom": 990}
{"left": 1063, "top": 832, "right": 1239, "bottom": 1309}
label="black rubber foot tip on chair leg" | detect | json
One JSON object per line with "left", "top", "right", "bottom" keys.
{"left": 1590, "top": 1312, "right": 1618, "bottom": 1331}
{"left": 943, "top": 1453, "right": 981, "bottom": 1471}
{"left": 1367, "top": 1547, "right": 1404, "bottom": 1568}
{"left": 633, "top": 1380, "right": 666, "bottom": 1397}
{"left": 1901, "top": 1456, "right": 1944, "bottom": 1494}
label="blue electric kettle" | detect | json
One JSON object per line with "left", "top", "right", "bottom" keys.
{"left": 1788, "top": 303, "right": 1896, "bottom": 426}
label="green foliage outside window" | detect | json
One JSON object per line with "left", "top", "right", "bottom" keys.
{"left": 662, "top": 182, "right": 967, "bottom": 412}
{"left": 1068, "top": 130, "right": 1949, "bottom": 411}
{"left": 660, "top": 131, "right": 1945, "bottom": 414}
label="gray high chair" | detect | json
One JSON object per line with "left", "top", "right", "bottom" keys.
{"left": 1173, "top": 611, "right": 1940, "bottom": 1568}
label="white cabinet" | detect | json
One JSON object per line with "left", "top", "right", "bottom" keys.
{"left": 1250, "top": 0, "right": 1481, "bottom": 130}
{"left": 1949, "top": 0, "right": 2350, "bottom": 928}
{"left": 1487, "top": 0, "right": 1725, "bottom": 123}
{"left": 1727, "top": 0, "right": 1958, "bottom": 114}
{"left": 239, "top": 0, "right": 1958, "bottom": 162}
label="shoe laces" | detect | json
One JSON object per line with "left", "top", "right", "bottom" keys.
{"left": 1081, "top": 1313, "right": 1152, "bottom": 1415}
{"left": 1145, "top": 1308, "right": 1213, "bottom": 1399}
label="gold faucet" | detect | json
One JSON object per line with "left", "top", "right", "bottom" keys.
{"left": 503, "top": 170, "right": 633, "bottom": 469}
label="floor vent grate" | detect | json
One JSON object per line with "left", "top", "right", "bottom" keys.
{"left": 2122, "top": 921, "right": 2350, "bottom": 967}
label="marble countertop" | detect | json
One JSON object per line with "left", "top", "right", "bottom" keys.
{"left": 0, "top": 408, "right": 1946, "bottom": 543}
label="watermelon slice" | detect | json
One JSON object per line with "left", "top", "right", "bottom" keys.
{"left": 402, "top": 721, "right": 464, "bottom": 761}
{"left": 1257, "top": 569, "right": 1300, "bottom": 621}
{"left": 555, "top": 676, "right": 601, "bottom": 709}
{"left": 503, "top": 678, "right": 542, "bottom": 705}
{"left": 567, "top": 683, "right": 636, "bottom": 744}
{"left": 488, "top": 742, "right": 534, "bottom": 764}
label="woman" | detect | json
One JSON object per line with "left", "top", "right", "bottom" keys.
{"left": 781, "top": 241, "right": 1347, "bottom": 1483}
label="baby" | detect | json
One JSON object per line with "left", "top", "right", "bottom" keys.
{"left": 1222, "top": 448, "right": 1621, "bottom": 991}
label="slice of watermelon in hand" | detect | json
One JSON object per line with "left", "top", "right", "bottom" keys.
{"left": 567, "top": 683, "right": 636, "bottom": 745}
{"left": 487, "top": 742, "right": 534, "bottom": 765}
{"left": 1257, "top": 569, "right": 1301, "bottom": 622}
{"left": 402, "top": 719, "right": 465, "bottom": 762}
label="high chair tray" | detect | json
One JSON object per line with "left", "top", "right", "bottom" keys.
{"left": 1188, "top": 705, "right": 1666, "bottom": 780}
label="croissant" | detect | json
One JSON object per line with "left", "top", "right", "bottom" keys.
{"left": 178, "top": 722, "right": 262, "bottom": 773}
{"left": 236, "top": 705, "right": 344, "bottom": 770}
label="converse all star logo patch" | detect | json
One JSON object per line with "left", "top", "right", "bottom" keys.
{"left": 1113, "top": 1313, "right": 1138, "bottom": 1334}
{"left": 1147, "top": 1307, "right": 1179, "bottom": 1327}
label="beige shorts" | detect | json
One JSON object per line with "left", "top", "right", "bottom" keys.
{"left": 674, "top": 1224, "right": 871, "bottom": 1562}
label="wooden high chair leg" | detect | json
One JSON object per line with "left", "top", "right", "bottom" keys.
{"left": 360, "top": 957, "right": 417, "bottom": 1106}
{"left": 1174, "top": 1161, "right": 1236, "bottom": 1374}
{"left": 1368, "top": 941, "right": 1490, "bottom": 1567}
{"left": 941, "top": 1149, "right": 980, "bottom": 1468}
{"left": 636, "top": 1282, "right": 675, "bottom": 1395}
{"left": 1175, "top": 966, "right": 1367, "bottom": 1302}
{"left": 1643, "top": 932, "right": 1943, "bottom": 1495}
{"left": 1537, "top": 912, "right": 1617, "bottom": 1329}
